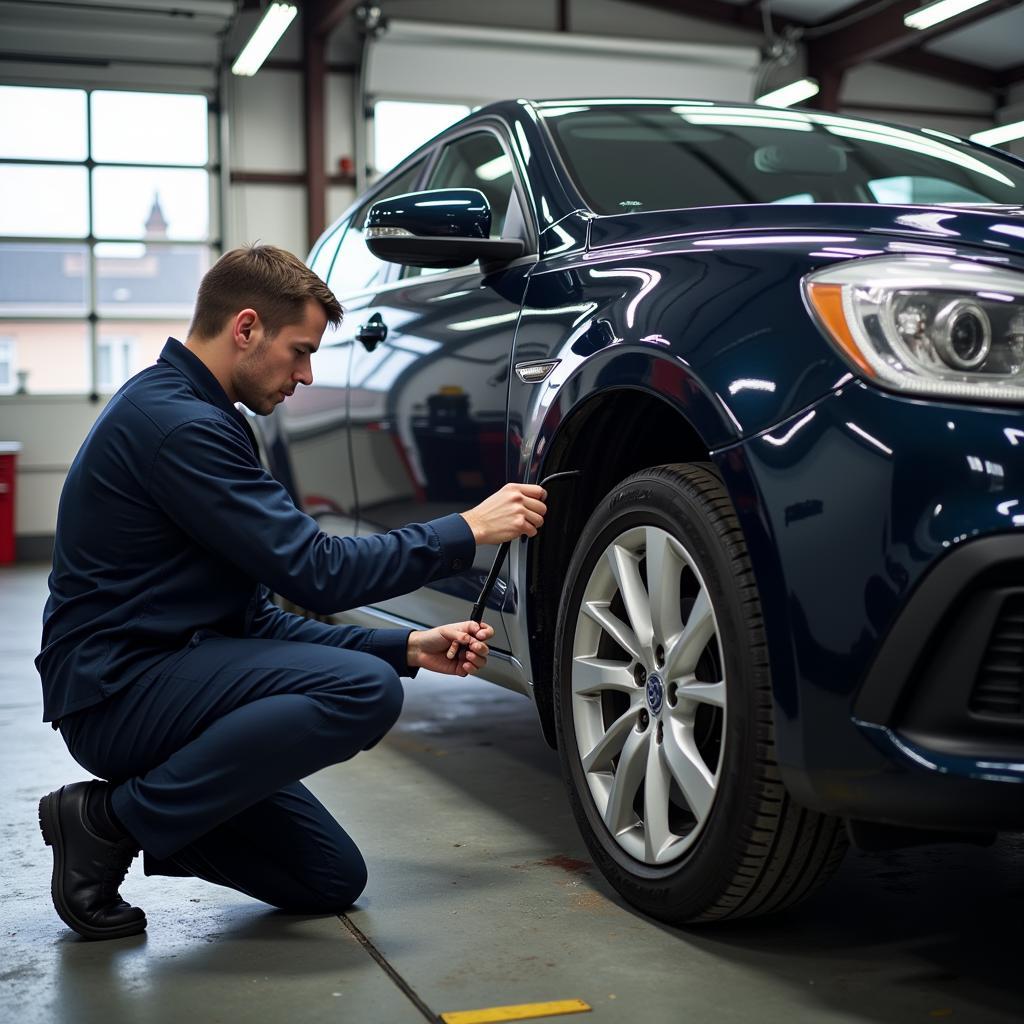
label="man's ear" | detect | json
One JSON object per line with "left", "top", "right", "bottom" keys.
{"left": 231, "top": 308, "right": 261, "bottom": 351}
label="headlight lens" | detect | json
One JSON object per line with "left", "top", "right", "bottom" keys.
{"left": 804, "top": 255, "right": 1024, "bottom": 403}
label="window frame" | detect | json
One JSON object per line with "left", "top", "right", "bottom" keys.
{"left": 0, "top": 83, "right": 219, "bottom": 398}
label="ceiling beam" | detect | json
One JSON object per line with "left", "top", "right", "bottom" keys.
{"left": 997, "top": 62, "right": 1024, "bottom": 87}
{"left": 890, "top": 46, "right": 999, "bottom": 93}
{"left": 623, "top": 0, "right": 1004, "bottom": 97}
{"left": 311, "top": 0, "right": 361, "bottom": 39}
{"left": 809, "top": 0, "right": 1023, "bottom": 71}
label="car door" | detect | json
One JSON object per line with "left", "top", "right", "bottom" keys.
{"left": 349, "top": 125, "right": 537, "bottom": 642}
{"left": 274, "top": 158, "right": 426, "bottom": 540}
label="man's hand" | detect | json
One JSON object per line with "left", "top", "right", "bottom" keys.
{"left": 461, "top": 483, "right": 547, "bottom": 545}
{"left": 407, "top": 621, "right": 494, "bottom": 677}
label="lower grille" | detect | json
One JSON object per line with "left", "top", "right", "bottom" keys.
{"left": 971, "top": 596, "right": 1024, "bottom": 719}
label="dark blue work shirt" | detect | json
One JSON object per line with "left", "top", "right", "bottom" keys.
{"left": 36, "top": 338, "right": 476, "bottom": 724}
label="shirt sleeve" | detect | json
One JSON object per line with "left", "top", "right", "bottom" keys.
{"left": 246, "top": 588, "right": 417, "bottom": 677}
{"left": 148, "top": 414, "right": 476, "bottom": 616}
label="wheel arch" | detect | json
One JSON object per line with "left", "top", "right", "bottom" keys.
{"left": 525, "top": 387, "right": 713, "bottom": 748}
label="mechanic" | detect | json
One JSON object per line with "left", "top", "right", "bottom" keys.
{"left": 35, "top": 244, "right": 548, "bottom": 942}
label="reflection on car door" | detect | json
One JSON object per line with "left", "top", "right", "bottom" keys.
{"left": 276, "top": 159, "right": 425, "bottom": 542}
{"left": 350, "top": 128, "right": 536, "bottom": 643}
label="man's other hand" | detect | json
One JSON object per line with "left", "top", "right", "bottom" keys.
{"left": 407, "top": 621, "right": 494, "bottom": 677}
{"left": 461, "top": 483, "right": 547, "bottom": 545}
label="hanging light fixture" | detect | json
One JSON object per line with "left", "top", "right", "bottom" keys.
{"left": 231, "top": 2, "right": 298, "bottom": 77}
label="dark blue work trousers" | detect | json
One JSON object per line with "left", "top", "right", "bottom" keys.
{"left": 59, "top": 635, "right": 404, "bottom": 913}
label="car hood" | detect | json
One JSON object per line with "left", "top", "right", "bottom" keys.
{"left": 588, "top": 203, "right": 1024, "bottom": 257}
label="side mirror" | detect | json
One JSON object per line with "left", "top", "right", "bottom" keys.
{"left": 365, "top": 188, "right": 525, "bottom": 269}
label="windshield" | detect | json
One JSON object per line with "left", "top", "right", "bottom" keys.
{"left": 538, "top": 102, "right": 1024, "bottom": 215}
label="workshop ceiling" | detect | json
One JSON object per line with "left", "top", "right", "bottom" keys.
{"left": 629, "top": 0, "right": 1024, "bottom": 90}
{"left": 1, "top": 0, "right": 1022, "bottom": 93}
{"left": 0, "top": 0, "right": 236, "bottom": 68}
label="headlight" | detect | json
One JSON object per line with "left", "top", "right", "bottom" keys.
{"left": 804, "top": 255, "right": 1024, "bottom": 403}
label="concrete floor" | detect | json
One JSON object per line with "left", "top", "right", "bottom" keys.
{"left": 3, "top": 564, "right": 1024, "bottom": 1024}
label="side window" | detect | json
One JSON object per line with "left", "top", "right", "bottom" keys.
{"left": 327, "top": 158, "right": 425, "bottom": 298}
{"left": 308, "top": 222, "right": 346, "bottom": 283}
{"left": 427, "top": 131, "right": 515, "bottom": 238}
{"left": 403, "top": 131, "right": 520, "bottom": 281}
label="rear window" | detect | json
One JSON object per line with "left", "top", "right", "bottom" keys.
{"left": 540, "top": 103, "right": 1024, "bottom": 215}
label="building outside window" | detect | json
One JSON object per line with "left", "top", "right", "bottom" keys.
{"left": 0, "top": 337, "right": 14, "bottom": 394}
{"left": 96, "top": 335, "right": 136, "bottom": 392}
{"left": 0, "top": 85, "right": 217, "bottom": 395}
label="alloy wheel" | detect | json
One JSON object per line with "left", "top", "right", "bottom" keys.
{"left": 570, "top": 524, "right": 726, "bottom": 865}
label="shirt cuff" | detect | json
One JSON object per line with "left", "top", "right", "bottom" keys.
{"left": 368, "top": 627, "right": 418, "bottom": 678}
{"left": 428, "top": 512, "right": 477, "bottom": 575}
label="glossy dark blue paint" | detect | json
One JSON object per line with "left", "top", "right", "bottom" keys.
{"left": 283, "top": 98, "right": 1024, "bottom": 833}
{"left": 366, "top": 187, "right": 492, "bottom": 238}
{"left": 715, "top": 380, "right": 1024, "bottom": 823}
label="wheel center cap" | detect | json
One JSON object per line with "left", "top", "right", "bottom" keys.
{"left": 646, "top": 673, "right": 664, "bottom": 714}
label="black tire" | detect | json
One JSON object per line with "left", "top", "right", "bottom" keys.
{"left": 553, "top": 463, "right": 847, "bottom": 923}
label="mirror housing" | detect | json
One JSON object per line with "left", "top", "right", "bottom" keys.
{"left": 365, "top": 188, "right": 525, "bottom": 268}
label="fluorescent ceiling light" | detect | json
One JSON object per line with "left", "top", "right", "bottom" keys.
{"left": 970, "top": 119, "right": 1024, "bottom": 147}
{"left": 755, "top": 79, "right": 820, "bottom": 108}
{"left": 683, "top": 113, "right": 814, "bottom": 131}
{"left": 904, "top": 0, "right": 990, "bottom": 31}
{"left": 231, "top": 2, "right": 297, "bottom": 77}
{"left": 476, "top": 155, "right": 512, "bottom": 181}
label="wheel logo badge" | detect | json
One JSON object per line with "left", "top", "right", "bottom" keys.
{"left": 646, "top": 673, "right": 664, "bottom": 714}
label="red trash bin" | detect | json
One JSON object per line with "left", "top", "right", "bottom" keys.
{"left": 0, "top": 442, "right": 22, "bottom": 565}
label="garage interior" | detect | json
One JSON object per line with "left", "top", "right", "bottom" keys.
{"left": 2, "top": 2, "right": 1024, "bottom": 1023}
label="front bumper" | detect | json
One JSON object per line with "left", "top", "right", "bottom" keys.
{"left": 717, "top": 380, "right": 1024, "bottom": 830}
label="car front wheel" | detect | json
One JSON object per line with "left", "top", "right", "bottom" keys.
{"left": 553, "top": 463, "right": 847, "bottom": 923}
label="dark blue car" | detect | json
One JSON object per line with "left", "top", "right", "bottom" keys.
{"left": 261, "top": 99, "right": 1024, "bottom": 924}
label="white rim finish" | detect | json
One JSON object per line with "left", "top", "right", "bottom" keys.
{"left": 571, "top": 525, "right": 726, "bottom": 865}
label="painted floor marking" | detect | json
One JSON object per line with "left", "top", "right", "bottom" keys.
{"left": 440, "top": 998, "right": 592, "bottom": 1024}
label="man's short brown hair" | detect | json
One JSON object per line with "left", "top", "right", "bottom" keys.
{"left": 188, "top": 244, "right": 343, "bottom": 340}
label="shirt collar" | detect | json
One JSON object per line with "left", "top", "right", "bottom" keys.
{"left": 158, "top": 337, "right": 261, "bottom": 458}
{"left": 158, "top": 337, "right": 239, "bottom": 419}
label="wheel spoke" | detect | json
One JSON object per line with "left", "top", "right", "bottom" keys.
{"left": 663, "top": 586, "right": 715, "bottom": 680}
{"left": 645, "top": 527, "right": 684, "bottom": 650}
{"left": 663, "top": 724, "right": 715, "bottom": 824}
{"left": 572, "top": 656, "right": 638, "bottom": 697}
{"left": 644, "top": 737, "right": 673, "bottom": 862}
{"left": 604, "top": 725, "right": 647, "bottom": 836}
{"left": 582, "top": 601, "right": 642, "bottom": 661}
{"left": 606, "top": 543, "right": 653, "bottom": 658}
{"left": 581, "top": 705, "right": 640, "bottom": 773}
{"left": 676, "top": 677, "right": 726, "bottom": 708}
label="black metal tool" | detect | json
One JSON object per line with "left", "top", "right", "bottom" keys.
{"left": 447, "top": 470, "right": 582, "bottom": 665}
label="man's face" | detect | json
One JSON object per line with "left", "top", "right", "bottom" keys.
{"left": 232, "top": 299, "right": 327, "bottom": 415}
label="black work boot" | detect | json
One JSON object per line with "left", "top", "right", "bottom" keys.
{"left": 38, "top": 781, "right": 147, "bottom": 940}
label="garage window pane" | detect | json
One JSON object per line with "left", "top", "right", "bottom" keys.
{"left": 95, "top": 243, "right": 209, "bottom": 317}
{"left": 91, "top": 91, "right": 208, "bottom": 166}
{"left": 0, "top": 166, "right": 89, "bottom": 237}
{"left": 1, "top": 321, "right": 90, "bottom": 394}
{"left": 0, "top": 86, "right": 87, "bottom": 161}
{"left": 92, "top": 167, "right": 209, "bottom": 240}
{"left": 97, "top": 321, "right": 185, "bottom": 392}
{"left": 0, "top": 244, "right": 89, "bottom": 315}
{"left": 374, "top": 100, "right": 470, "bottom": 173}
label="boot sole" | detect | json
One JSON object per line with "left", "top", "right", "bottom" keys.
{"left": 39, "top": 789, "right": 147, "bottom": 941}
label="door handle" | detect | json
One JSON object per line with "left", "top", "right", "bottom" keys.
{"left": 356, "top": 312, "right": 388, "bottom": 352}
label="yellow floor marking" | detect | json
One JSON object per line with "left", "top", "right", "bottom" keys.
{"left": 440, "top": 998, "right": 592, "bottom": 1024}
